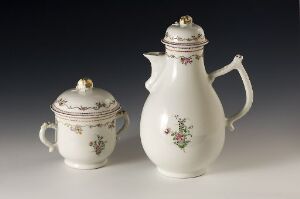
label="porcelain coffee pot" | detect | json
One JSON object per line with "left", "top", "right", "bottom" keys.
{"left": 140, "top": 16, "right": 253, "bottom": 178}
{"left": 39, "top": 78, "right": 130, "bottom": 169}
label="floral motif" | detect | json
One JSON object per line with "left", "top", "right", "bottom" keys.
{"left": 164, "top": 115, "right": 193, "bottom": 152}
{"left": 70, "top": 125, "right": 83, "bottom": 135}
{"left": 63, "top": 119, "right": 115, "bottom": 135}
{"left": 166, "top": 53, "right": 202, "bottom": 65}
{"left": 89, "top": 135, "right": 107, "bottom": 155}
{"left": 57, "top": 98, "right": 67, "bottom": 106}
{"left": 180, "top": 57, "right": 193, "bottom": 65}
{"left": 55, "top": 98, "right": 116, "bottom": 111}
{"left": 165, "top": 32, "right": 203, "bottom": 42}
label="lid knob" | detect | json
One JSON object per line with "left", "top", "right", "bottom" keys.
{"left": 179, "top": 15, "right": 193, "bottom": 25}
{"left": 76, "top": 78, "right": 93, "bottom": 92}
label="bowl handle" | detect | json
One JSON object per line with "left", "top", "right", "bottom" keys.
{"left": 39, "top": 122, "right": 57, "bottom": 152}
{"left": 116, "top": 110, "right": 130, "bottom": 136}
{"left": 209, "top": 54, "right": 254, "bottom": 131}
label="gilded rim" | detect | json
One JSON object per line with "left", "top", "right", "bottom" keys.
{"left": 161, "top": 39, "right": 209, "bottom": 47}
{"left": 51, "top": 104, "right": 121, "bottom": 118}
{"left": 165, "top": 46, "right": 204, "bottom": 53}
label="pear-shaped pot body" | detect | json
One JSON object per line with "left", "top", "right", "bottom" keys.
{"left": 140, "top": 51, "right": 226, "bottom": 178}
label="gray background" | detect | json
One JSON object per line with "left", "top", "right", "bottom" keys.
{"left": 0, "top": 1, "right": 299, "bottom": 198}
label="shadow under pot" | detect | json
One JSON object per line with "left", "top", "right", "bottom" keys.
{"left": 39, "top": 78, "right": 130, "bottom": 169}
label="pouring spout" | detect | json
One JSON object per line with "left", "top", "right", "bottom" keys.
{"left": 143, "top": 52, "right": 166, "bottom": 93}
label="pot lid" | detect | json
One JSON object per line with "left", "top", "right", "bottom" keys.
{"left": 51, "top": 78, "right": 120, "bottom": 117}
{"left": 161, "top": 15, "right": 208, "bottom": 47}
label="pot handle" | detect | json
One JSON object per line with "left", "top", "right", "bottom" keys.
{"left": 209, "top": 55, "right": 253, "bottom": 131}
{"left": 116, "top": 110, "right": 130, "bottom": 136}
{"left": 39, "top": 122, "right": 57, "bottom": 152}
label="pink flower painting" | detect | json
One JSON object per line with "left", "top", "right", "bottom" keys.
{"left": 164, "top": 115, "right": 193, "bottom": 152}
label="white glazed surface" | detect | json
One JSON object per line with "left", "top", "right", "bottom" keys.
{"left": 140, "top": 16, "right": 253, "bottom": 178}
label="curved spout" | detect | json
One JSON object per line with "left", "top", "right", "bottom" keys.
{"left": 143, "top": 52, "right": 166, "bottom": 93}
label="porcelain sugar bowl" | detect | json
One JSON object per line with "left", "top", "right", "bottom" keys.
{"left": 39, "top": 78, "right": 129, "bottom": 169}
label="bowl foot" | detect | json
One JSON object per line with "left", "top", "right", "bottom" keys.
{"left": 64, "top": 159, "right": 107, "bottom": 169}
{"left": 157, "top": 167, "right": 206, "bottom": 178}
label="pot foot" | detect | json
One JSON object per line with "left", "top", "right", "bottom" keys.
{"left": 157, "top": 167, "right": 206, "bottom": 178}
{"left": 64, "top": 159, "right": 107, "bottom": 170}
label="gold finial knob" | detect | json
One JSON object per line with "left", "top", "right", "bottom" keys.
{"left": 179, "top": 15, "right": 193, "bottom": 25}
{"left": 76, "top": 78, "right": 93, "bottom": 92}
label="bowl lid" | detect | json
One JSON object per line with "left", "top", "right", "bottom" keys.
{"left": 161, "top": 15, "right": 208, "bottom": 47}
{"left": 51, "top": 78, "right": 120, "bottom": 117}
